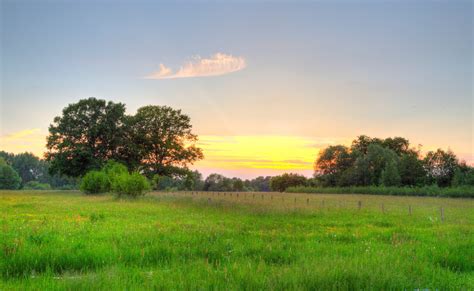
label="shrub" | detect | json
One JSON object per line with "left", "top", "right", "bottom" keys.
{"left": 102, "top": 160, "right": 128, "bottom": 185}
{"left": 80, "top": 170, "right": 110, "bottom": 194}
{"left": 23, "top": 181, "right": 52, "bottom": 190}
{"left": 112, "top": 172, "right": 150, "bottom": 198}
{"left": 0, "top": 158, "right": 21, "bottom": 189}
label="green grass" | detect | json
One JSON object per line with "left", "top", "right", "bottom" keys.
{"left": 287, "top": 185, "right": 474, "bottom": 198}
{"left": 0, "top": 190, "right": 473, "bottom": 290}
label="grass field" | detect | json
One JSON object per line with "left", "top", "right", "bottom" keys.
{"left": 1, "top": 190, "right": 473, "bottom": 290}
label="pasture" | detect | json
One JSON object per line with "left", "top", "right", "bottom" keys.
{"left": 0, "top": 190, "right": 473, "bottom": 289}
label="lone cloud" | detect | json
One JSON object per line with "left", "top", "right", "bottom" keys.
{"left": 146, "top": 53, "right": 246, "bottom": 79}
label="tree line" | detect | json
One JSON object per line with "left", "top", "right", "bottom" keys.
{"left": 1, "top": 98, "right": 472, "bottom": 195}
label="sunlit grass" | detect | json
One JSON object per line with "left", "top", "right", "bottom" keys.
{"left": 0, "top": 190, "right": 473, "bottom": 289}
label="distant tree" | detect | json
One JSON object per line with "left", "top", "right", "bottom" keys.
{"left": 128, "top": 105, "right": 203, "bottom": 177}
{"left": 314, "top": 145, "right": 354, "bottom": 186}
{"left": 189, "top": 170, "right": 204, "bottom": 191}
{"left": 10, "top": 152, "right": 48, "bottom": 185}
{"left": 423, "top": 149, "right": 458, "bottom": 187}
{"left": 347, "top": 144, "right": 399, "bottom": 186}
{"left": 232, "top": 178, "right": 244, "bottom": 191}
{"left": 399, "top": 152, "right": 426, "bottom": 186}
{"left": 382, "top": 137, "right": 411, "bottom": 156}
{"left": 350, "top": 135, "right": 383, "bottom": 155}
{"left": 0, "top": 158, "right": 22, "bottom": 189}
{"left": 270, "top": 173, "right": 307, "bottom": 192}
{"left": 246, "top": 176, "right": 272, "bottom": 191}
{"left": 46, "top": 98, "right": 127, "bottom": 177}
{"left": 452, "top": 161, "right": 474, "bottom": 186}
{"left": 380, "top": 160, "right": 401, "bottom": 186}
{"left": 204, "top": 173, "right": 233, "bottom": 191}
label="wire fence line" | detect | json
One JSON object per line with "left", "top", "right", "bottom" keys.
{"left": 150, "top": 191, "right": 474, "bottom": 223}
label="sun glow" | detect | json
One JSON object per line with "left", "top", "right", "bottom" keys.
{"left": 194, "top": 135, "right": 348, "bottom": 174}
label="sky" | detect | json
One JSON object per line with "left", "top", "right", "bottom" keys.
{"left": 1, "top": 0, "right": 472, "bottom": 179}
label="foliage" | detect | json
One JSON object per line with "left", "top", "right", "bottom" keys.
{"left": 244, "top": 176, "right": 272, "bottom": 192}
{"left": 45, "top": 99, "right": 203, "bottom": 179}
{"left": 127, "top": 105, "right": 204, "bottom": 177}
{"left": 152, "top": 170, "right": 203, "bottom": 191}
{"left": 286, "top": 185, "right": 474, "bottom": 198}
{"left": 23, "top": 181, "right": 52, "bottom": 190}
{"left": 112, "top": 172, "right": 150, "bottom": 198}
{"left": 203, "top": 174, "right": 234, "bottom": 191}
{"left": 46, "top": 98, "right": 128, "bottom": 177}
{"left": 314, "top": 135, "right": 467, "bottom": 188}
{"left": 0, "top": 158, "right": 22, "bottom": 190}
{"left": 270, "top": 173, "right": 307, "bottom": 192}
{"left": 380, "top": 160, "right": 401, "bottom": 186}
{"left": 314, "top": 145, "right": 353, "bottom": 186}
{"left": 423, "top": 149, "right": 459, "bottom": 187}
{"left": 102, "top": 160, "right": 128, "bottom": 186}
{"left": 452, "top": 162, "right": 474, "bottom": 186}
{"left": 399, "top": 152, "right": 426, "bottom": 186}
{"left": 80, "top": 170, "right": 110, "bottom": 194}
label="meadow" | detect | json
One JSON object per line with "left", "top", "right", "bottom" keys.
{"left": 0, "top": 190, "right": 473, "bottom": 290}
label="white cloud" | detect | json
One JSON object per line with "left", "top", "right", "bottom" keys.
{"left": 146, "top": 53, "right": 246, "bottom": 79}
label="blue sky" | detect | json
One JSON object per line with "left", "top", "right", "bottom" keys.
{"left": 1, "top": 1, "right": 472, "bottom": 177}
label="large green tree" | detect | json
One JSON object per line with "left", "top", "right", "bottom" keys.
{"left": 46, "top": 98, "right": 127, "bottom": 177}
{"left": 128, "top": 105, "right": 203, "bottom": 177}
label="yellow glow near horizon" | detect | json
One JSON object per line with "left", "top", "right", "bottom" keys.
{"left": 0, "top": 128, "right": 47, "bottom": 157}
{"left": 194, "top": 135, "right": 347, "bottom": 171}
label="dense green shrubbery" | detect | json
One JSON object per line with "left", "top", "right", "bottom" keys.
{"left": 80, "top": 171, "right": 110, "bottom": 194}
{"left": 102, "top": 161, "right": 128, "bottom": 185}
{"left": 23, "top": 181, "right": 52, "bottom": 190}
{"left": 0, "top": 158, "right": 21, "bottom": 190}
{"left": 112, "top": 172, "right": 150, "bottom": 198}
{"left": 286, "top": 185, "right": 474, "bottom": 198}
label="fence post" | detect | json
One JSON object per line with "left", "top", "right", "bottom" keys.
{"left": 261, "top": 194, "right": 264, "bottom": 200}
{"left": 306, "top": 198, "right": 309, "bottom": 205}
{"left": 208, "top": 198, "right": 211, "bottom": 204}
{"left": 358, "top": 201, "right": 362, "bottom": 210}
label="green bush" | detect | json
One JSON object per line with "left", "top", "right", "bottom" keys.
{"left": 0, "top": 158, "right": 21, "bottom": 189}
{"left": 23, "top": 181, "right": 52, "bottom": 190}
{"left": 80, "top": 170, "right": 110, "bottom": 194}
{"left": 102, "top": 160, "right": 128, "bottom": 185}
{"left": 112, "top": 172, "right": 150, "bottom": 198}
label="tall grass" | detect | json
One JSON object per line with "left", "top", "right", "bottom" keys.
{"left": 286, "top": 185, "right": 474, "bottom": 198}
{"left": 0, "top": 190, "right": 473, "bottom": 289}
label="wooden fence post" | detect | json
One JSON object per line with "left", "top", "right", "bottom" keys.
{"left": 358, "top": 201, "right": 362, "bottom": 210}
